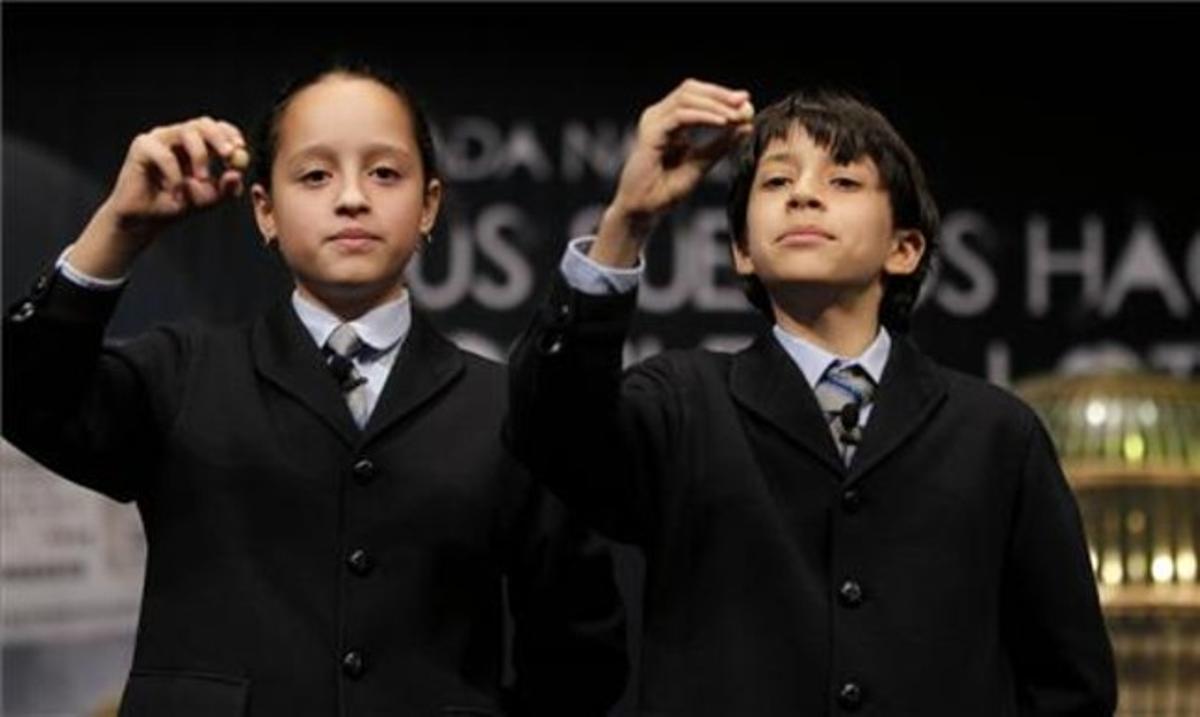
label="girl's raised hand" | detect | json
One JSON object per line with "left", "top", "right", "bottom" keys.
{"left": 105, "top": 116, "right": 248, "bottom": 237}
{"left": 68, "top": 117, "right": 249, "bottom": 278}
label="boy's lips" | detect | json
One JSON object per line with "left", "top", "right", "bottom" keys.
{"left": 776, "top": 226, "right": 835, "bottom": 244}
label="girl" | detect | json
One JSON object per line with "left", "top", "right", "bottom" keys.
{"left": 4, "top": 65, "right": 626, "bottom": 717}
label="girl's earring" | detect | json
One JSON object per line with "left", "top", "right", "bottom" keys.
{"left": 421, "top": 231, "right": 432, "bottom": 247}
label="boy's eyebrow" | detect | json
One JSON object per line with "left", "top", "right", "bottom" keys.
{"left": 759, "top": 152, "right": 796, "bottom": 166}
{"left": 759, "top": 150, "right": 874, "bottom": 174}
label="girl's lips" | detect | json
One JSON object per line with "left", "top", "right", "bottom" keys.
{"left": 327, "top": 229, "right": 382, "bottom": 251}
{"left": 329, "top": 228, "right": 380, "bottom": 241}
{"left": 328, "top": 234, "right": 380, "bottom": 252}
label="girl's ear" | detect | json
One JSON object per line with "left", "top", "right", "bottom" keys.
{"left": 419, "top": 178, "right": 442, "bottom": 234}
{"left": 251, "top": 183, "right": 277, "bottom": 245}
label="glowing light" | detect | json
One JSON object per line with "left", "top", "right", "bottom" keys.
{"left": 1101, "top": 557, "right": 1124, "bottom": 585}
{"left": 1151, "top": 554, "right": 1174, "bottom": 584}
{"left": 1122, "top": 433, "right": 1146, "bottom": 461}
{"left": 1085, "top": 400, "right": 1107, "bottom": 426}
{"left": 1177, "top": 552, "right": 1198, "bottom": 582}
{"left": 1089, "top": 549, "right": 1098, "bottom": 573}
{"left": 1126, "top": 553, "right": 1147, "bottom": 582}
{"left": 1137, "top": 400, "right": 1158, "bottom": 425}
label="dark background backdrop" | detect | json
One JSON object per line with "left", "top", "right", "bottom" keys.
{"left": 7, "top": 3, "right": 1198, "bottom": 380}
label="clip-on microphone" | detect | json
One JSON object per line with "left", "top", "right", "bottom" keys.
{"left": 838, "top": 402, "right": 862, "bottom": 445}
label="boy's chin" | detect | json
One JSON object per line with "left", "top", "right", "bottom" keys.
{"left": 763, "top": 275, "right": 884, "bottom": 303}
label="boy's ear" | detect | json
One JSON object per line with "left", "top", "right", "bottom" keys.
{"left": 250, "top": 184, "right": 277, "bottom": 246}
{"left": 731, "top": 237, "right": 756, "bottom": 276}
{"left": 884, "top": 229, "right": 926, "bottom": 277}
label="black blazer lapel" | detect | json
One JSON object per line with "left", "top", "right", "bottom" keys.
{"left": 730, "top": 333, "right": 846, "bottom": 476}
{"left": 252, "top": 298, "right": 360, "bottom": 447}
{"left": 360, "top": 311, "right": 464, "bottom": 444}
{"left": 846, "top": 337, "right": 948, "bottom": 485}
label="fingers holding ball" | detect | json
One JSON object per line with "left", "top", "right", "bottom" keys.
{"left": 227, "top": 146, "right": 250, "bottom": 171}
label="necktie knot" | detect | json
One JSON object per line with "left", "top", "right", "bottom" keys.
{"left": 814, "top": 361, "right": 876, "bottom": 461}
{"left": 324, "top": 324, "right": 368, "bottom": 397}
{"left": 326, "top": 323, "right": 365, "bottom": 360}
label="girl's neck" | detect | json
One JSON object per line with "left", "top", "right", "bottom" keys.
{"left": 296, "top": 281, "right": 405, "bottom": 322}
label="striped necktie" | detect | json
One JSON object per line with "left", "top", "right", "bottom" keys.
{"left": 324, "top": 323, "right": 370, "bottom": 428}
{"left": 813, "top": 360, "right": 876, "bottom": 466}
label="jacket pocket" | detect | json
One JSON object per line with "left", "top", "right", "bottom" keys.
{"left": 120, "top": 669, "right": 249, "bottom": 717}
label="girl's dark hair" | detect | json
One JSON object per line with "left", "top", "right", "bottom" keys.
{"left": 251, "top": 62, "right": 440, "bottom": 191}
{"left": 725, "top": 89, "right": 940, "bottom": 333}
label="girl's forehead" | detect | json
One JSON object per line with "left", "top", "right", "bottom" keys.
{"left": 278, "top": 76, "right": 413, "bottom": 143}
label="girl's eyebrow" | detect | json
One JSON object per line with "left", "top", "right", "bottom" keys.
{"left": 287, "top": 142, "right": 414, "bottom": 157}
{"left": 361, "top": 142, "right": 414, "bottom": 159}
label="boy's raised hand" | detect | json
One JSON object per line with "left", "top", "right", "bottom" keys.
{"left": 591, "top": 79, "right": 753, "bottom": 267}
{"left": 69, "top": 117, "right": 248, "bottom": 278}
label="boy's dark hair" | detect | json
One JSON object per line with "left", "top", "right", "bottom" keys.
{"left": 252, "top": 61, "right": 441, "bottom": 191}
{"left": 725, "top": 89, "right": 940, "bottom": 332}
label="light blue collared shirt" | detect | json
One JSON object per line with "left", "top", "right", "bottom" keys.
{"left": 57, "top": 246, "right": 410, "bottom": 422}
{"left": 291, "top": 290, "right": 411, "bottom": 420}
{"left": 772, "top": 325, "right": 890, "bottom": 466}
{"left": 560, "top": 236, "right": 643, "bottom": 294}
{"left": 772, "top": 324, "right": 890, "bottom": 394}
{"left": 57, "top": 245, "right": 129, "bottom": 290}
{"left": 560, "top": 234, "right": 891, "bottom": 444}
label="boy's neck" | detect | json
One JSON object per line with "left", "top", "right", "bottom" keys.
{"left": 769, "top": 284, "right": 882, "bottom": 358}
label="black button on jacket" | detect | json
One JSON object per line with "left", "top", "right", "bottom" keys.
{"left": 3, "top": 273, "right": 628, "bottom": 717}
{"left": 506, "top": 275, "right": 1116, "bottom": 717}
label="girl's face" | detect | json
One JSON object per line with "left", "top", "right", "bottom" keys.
{"left": 252, "top": 75, "right": 441, "bottom": 316}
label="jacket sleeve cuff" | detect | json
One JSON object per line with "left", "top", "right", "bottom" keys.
{"left": 7, "top": 268, "right": 123, "bottom": 327}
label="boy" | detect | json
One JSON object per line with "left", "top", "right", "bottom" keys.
{"left": 508, "top": 79, "right": 1116, "bottom": 715}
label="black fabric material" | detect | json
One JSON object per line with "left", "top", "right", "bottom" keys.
{"left": 506, "top": 273, "right": 1117, "bottom": 717}
{"left": 3, "top": 270, "right": 629, "bottom": 717}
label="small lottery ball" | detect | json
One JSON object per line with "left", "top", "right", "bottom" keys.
{"left": 228, "top": 147, "right": 250, "bottom": 171}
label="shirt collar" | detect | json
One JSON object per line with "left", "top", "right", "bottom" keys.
{"left": 771, "top": 324, "right": 892, "bottom": 389}
{"left": 291, "top": 289, "right": 412, "bottom": 355}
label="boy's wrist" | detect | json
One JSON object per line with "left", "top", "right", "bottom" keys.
{"left": 592, "top": 204, "right": 657, "bottom": 268}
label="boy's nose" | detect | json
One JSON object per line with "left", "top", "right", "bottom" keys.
{"left": 786, "top": 186, "right": 824, "bottom": 210}
{"left": 785, "top": 173, "right": 825, "bottom": 210}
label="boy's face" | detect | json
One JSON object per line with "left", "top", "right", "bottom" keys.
{"left": 733, "top": 125, "right": 923, "bottom": 306}
{"left": 252, "top": 76, "right": 440, "bottom": 311}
